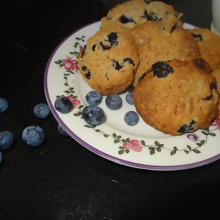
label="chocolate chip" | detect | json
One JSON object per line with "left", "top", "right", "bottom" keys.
{"left": 177, "top": 120, "right": 196, "bottom": 134}
{"left": 191, "top": 33, "right": 203, "bottom": 41}
{"left": 202, "top": 94, "right": 213, "bottom": 101}
{"left": 85, "top": 72, "right": 91, "bottom": 79}
{"left": 119, "top": 15, "right": 135, "bottom": 24}
{"left": 143, "top": 10, "right": 161, "bottom": 21}
{"left": 107, "top": 32, "right": 118, "bottom": 46}
{"left": 112, "top": 59, "right": 123, "bottom": 70}
{"left": 92, "top": 44, "right": 96, "bottom": 51}
{"left": 123, "top": 57, "right": 135, "bottom": 66}
{"left": 99, "top": 41, "right": 111, "bottom": 50}
{"left": 151, "top": 61, "right": 174, "bottom": 78}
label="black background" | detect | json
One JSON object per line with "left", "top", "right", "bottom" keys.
{"left": 1, "top": 0, "right": 218, "bottom": 219}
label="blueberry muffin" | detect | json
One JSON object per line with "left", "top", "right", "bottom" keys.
{"left": 131, "top": 21, "right": 201, "bottom": 86}
{"left": 212, "top": 68, "right": 220, "bottom": 118}
{"left": 187, "top": 28, "right": 220, "bottom": 70}
{"left": 77, "top": 27, "right": 139, "bottom": 95}
{"left": 101, "top": 0, "right": 182, "bottom": 31}
{"left": 133, "top": 59, "right": 219, "bottom": 135}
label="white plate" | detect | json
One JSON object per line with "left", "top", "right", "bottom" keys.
{"left": 44, "top": 21, "right": 220, "bottom": 171}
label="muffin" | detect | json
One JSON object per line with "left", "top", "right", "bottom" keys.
{"left": 77, "top": 27, "right": 139, "bottom": 95}
{"left": 133, "top": 59, "right": 219, "bottom": 135}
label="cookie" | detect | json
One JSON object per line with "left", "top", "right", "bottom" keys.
{"left": 131, "top": 21, "right": 201, "bottom": 86}
{"left": 212, "top": 69, "right": 220, "bottom": 118}
{"left": 77, "top": 27, "right": 139, "bottom": 95}
{"left": 187, "top": 28, "right": 220, "bottom": 70}
{"left": 101, "top": 0, "right": 182, "bottom": 31}
{"left": 133, "top": 59, "right": 219, "bottom": 135}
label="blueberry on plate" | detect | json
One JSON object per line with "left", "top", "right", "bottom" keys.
{"left": 125, "top": 91, "right": 134, "bottom": 105}
{"left": 54, "top": 97, "right": 73, "bottom": 114}
{"left": 22, "top": 125, "right": 45, "bottom": 146}
{"left": 105, "top": 94, "right": 122, "bottom": 110}
{"left": 33, "top": 103, "right": 50, "bottom": 118}
{"left": 0, "top": 98, "right": 8, "bottom": 113}
{"left": 82, "top": 105, "right": 106, "bottom": 126}
{"left": 57, "top": 124, "right": 69, "bottom": 136}
{"left": 124, "top": 111, "right": 139, "bottom": 126}
{"left": 86, "top": 91, "right": 102, "bottom": 105}
{"left": 0, "top": 131, "right": 14, "bottom": 150}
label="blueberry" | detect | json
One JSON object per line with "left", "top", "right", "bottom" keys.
{"left": 33, "top": 103, "right": 50, "bottom": 119}
{"left": 57, "top": 124, "right": 69, "bottom": 136}
{"left": 86, "top": 91, "right": 103, "bottom": 105}
{"left": 22, "top": 125, "right": 45, "bottom": 146}
{"left": 125, "top": 91, "right": 134, "bottom": 105}
{"left": 151, "top": 61, "right": 174, "bottom": 78}
{"left": 105, "top": 94, "right": 122, "bottom": 110}
{"left": 82, "top": 105, "right": 106, "bottom": 126}
{"left": 124, "top": 111, "right": 139, "bottom": 126}
{"left": 0, "top": 98, "right": 8, "bottom": 113}
{"left": 54, "top": 97, "right": 73, "bottom": 114}
{"left": 0, "top": 131, "right": 14, "bottom": 150}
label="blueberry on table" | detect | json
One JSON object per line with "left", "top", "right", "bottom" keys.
{"left": 124, "top": 111, "right": 139, "bottom": 126}
{"left": 82, "top": 105, "right": 106, "bottom": 126}
{"left": 125, "top": 91, "right": 134, "bottom": 105}
{"left": 22, "top": 125, "right": 45, "bottom": 146}
{"left": 54, "top": 97, "right": 73, "bottom": 114}
{"left": 33, "top": 103, "right": 50, "bottom": 118}
{"left": 0, "top": 131, "right": 14, "bottom": 150}
{"left": 105, "top": 94, "right": 122, "bottom": 110}
{"left": 57, "top": 124, "right": 69, "bottom": 136}
{"left": 0, "top": 98, "right": 8, "bottom": 113}
{"left": 86, "top": 91, "right": 103, "bottom": 105}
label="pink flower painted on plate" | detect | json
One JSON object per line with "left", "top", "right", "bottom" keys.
{"left": 67, "top": 96, "right": 80, "bottom": 107}
{"left": 211, "top": 119, "right": 220, "bottom": 130}
{"left": 123, "top": 139, "right": 143, "bottom": 152}
{"left": 61, "top": 57, "right": 78, "bottom": 70}
{"left": 187, "top": 133, "right": 199, "bottom": 142}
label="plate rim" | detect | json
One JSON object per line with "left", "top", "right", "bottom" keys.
{"left": 44, "top": 20, "right": 220, "bottom": 171}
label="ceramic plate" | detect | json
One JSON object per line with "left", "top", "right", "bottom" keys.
{"left": 44, "top": 21, "right": 220, "bottom": 171}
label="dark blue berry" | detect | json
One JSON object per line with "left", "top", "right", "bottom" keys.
{"left": 112, "top": 59, "right": 123, "bottom": 70}
{"left": 33, "top": 103, "right": 50, "bottom": 119}
{"left": 105, "top": 94, "right": 122, "bottom": 110}
{"left": 123, "top": 57, "right": 135, "bottom": 66}
{"left": 22, "top": 125, "right": 45, "bottom": 146}
{"left": 57, "top": 124, "right": 69, "bottom": 136}
{"left": 82, "top": 105, "right": 106, "bottom": 126}
{"left": 54, "top": 97, "right": 73, "bottom": 114}
{"left": 0, "top": 98, "right": 8, "bottom": 113}
{"left": 107, "top": 32, "right": 118, "bottom": 46}
{"left": 191, "top": 33, "right": 203, "bottom": 41}
{"left": 119, "top": 15, "right": 135, "bottom": 24}
{"left": 151, "top": 61, "right": 174, "bottom": 78}
{"left": 0, "top": 131, "right": 14, "bottom": 150}
{"left": 86, "top": 91, "right": 102, "bottom": 105}
{"left": 124, "top": 111, "right": 139, "bottom": 126}
{"left": 177, "top": 120, "right": 196, "bottom": 134}
{"left": 125, "top": 91, "right": 134, "bottom": 105}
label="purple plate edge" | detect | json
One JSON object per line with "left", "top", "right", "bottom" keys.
{"left": 43, "top": 21, "right": 220, "bottom": 171}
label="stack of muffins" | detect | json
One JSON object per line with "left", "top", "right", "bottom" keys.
{"left": 77, "top": 0, "right": 220, "bottom": 135}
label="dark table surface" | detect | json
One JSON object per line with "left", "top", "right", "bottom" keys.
{"left": 1, "top": 0, "right": 219, "bottom": 219}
